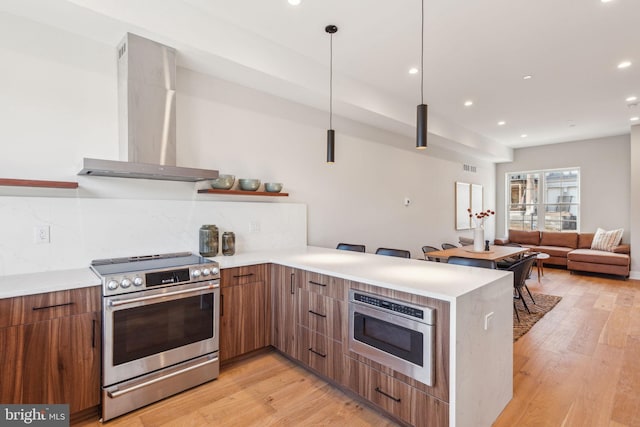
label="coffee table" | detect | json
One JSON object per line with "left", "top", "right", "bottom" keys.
{"left": 536, "top": 252, "right": 551, "bottom": 282}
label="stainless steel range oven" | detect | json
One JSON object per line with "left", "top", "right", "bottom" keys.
{"left": 349, "top": 289, "right": 436, "bottom": 386}
{"left": 91, "top": 252, "right": 220, "bottom": 421}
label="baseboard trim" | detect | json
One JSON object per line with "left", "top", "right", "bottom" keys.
{"left": 629, "top": 270, "right": 640, "bottom": 280}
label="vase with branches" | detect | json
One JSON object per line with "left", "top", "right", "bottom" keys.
{"left": 468, "top": 209, "right": 495, "bottom": 251}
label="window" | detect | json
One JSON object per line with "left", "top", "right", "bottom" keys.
{"left": 506, "top": 168, "right": 580, "bottom": 232}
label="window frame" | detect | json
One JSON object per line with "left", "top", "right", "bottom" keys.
{"left": 505, "top": 167, "right": 581, "bottom": 233}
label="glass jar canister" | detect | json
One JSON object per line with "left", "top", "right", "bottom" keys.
{"left": 222, "top": 232, "right": 235, "bottom": 256}
{"left": 199, "top": 225, "right": 219, "bottom": 257}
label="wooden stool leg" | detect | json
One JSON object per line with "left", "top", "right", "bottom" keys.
{"left": 537, "top": 260, "right": 542, "bottom": 283}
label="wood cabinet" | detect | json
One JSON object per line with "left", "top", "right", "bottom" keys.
{"left": 271, "top": 264, "right": 302, "bottom": 359}
{"left": 343, "top": 355, "right": 449, "bottom": 427}
{"left": 219, "top": 264, "right": 269, "bottom": 362}
{"left": 0, "top": 286, "right": 101, "bottom": 416}
{"left": 296, "top": 272, "right": 346, "bottom": 383}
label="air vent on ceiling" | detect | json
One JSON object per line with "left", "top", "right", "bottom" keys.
{"left": 463, "top": 164, "right": 477, "bottom": 173}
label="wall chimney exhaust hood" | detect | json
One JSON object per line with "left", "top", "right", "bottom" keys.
{"left": 78, "top": 33, "right": 218, "bottom": 182}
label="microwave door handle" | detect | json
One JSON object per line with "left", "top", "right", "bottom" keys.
{"left": 108, "top": 283, "right": 219, "bottom": 307}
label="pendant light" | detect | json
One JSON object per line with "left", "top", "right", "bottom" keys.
{"left": 416, "top": 0, "right": 428, "bottom": 149}
{"left": 326, "top": 24, "right": 338, "bottom": 163}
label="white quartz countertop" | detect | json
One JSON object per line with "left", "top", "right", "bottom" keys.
{"left": 0, "top": 268, "right": 101, "bottom": 299}
{"left": 211, "top": 246, "right": 511, "bottom": 301}
{"left": 0, "top": 246, "right": 511, "bottom": 301}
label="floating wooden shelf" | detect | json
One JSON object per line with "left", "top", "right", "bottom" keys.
{"left": 198, "top": 189, "right": 289, "bottom": 197}
{"left": 0, "top": 178, "right": 79, "bottom": 189}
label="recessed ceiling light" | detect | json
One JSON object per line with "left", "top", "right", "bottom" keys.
{"left": 464, "top": 100, "right": 473, "bottom": 107}
{"left": 601, "top": 0, "right": 614, "bottom": 3}
{"left": 523, "top": 75, "right": 533, "bottom": 80}
{"left": 627, "top": 96, "right": 638, "bottom": 102}
{"left": 497, "top": 121, "right": 506, "bottom": 126}
{"left": 631, "top": 117, "right": 640, "bottom": 122}
{"left": 618, "top": 61, "right": 632, "bottom": 69}
{"left": 520, "top": 134, "right": 528, "bottom": 138}
{"left": 408, "top": 67, "right": 419, "bottom": 75}
{"left": 288, "top": 0, "right": 301, "bottom": 5}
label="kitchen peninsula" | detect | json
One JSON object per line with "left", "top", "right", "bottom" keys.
{"left": 215, "top": 246, "right": 513, "bottom": 427}
{"left": 0, "top": 246, "right": 512, "bottom": 427}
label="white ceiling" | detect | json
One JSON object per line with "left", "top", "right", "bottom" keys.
{"left": 2, "top": 0, "right": 639, "bottom": 160}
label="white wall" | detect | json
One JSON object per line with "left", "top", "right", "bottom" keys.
{"left": 0, "top": 13, "right": 496, "bottom": 274}
{"left": 495, "top": 135, "right": 630, "bottom": 241}
{"left": 177, "top": 68, "right": 497, "bottom": 257}
{"left": 630, "top": 124, "right": 640, "bottom": 279}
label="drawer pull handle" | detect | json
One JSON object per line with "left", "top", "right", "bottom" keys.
{"left": 308, "top": 347, "right": 327, "bottom": 358}
{"left": 308, "top": 310, "right": 327, "bottom": 318}
{"left": 375, "top": 387, "right": 401, "bottom": 403}
{"left": 290, "top": 273, "right": 295, "bottom": 295}
{"left": 32, "top": 301, "right": 74, "bottom": 311}
{"left": 232, "top": 273, "right": 255, "bottom": 279}
{"left": 308, "top": 280, "right": 327, "bottom": 287}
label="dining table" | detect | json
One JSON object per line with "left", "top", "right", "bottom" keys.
{"left": 426, "top": 245, "right": 530, "bottom": 262}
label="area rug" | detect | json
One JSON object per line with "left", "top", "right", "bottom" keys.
{"left": 513, "top": 292, "right": 562, "bottom": 341}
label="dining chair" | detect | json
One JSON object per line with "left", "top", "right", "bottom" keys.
{"left": 336, "top": 243, "right": 366, "bottom": 253}
{"left": 507, "top": 254, "right": 538, "bottom": 318}
{"left": 446, "top": 256, "right": 496, "bottom": 269}
{"left": 375, "top": 247, "right": 411, "bottom": 258}
{"left": 421, "top": 245, "right": 440, "bottom": 262}
{"left": 441, "top": 243, "right": 458, "bottom": 250}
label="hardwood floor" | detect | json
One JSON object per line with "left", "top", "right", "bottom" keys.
{"left": 494, "top": 267, "right": 640, "bottom": 427}
{"left": 74, "top": 268, "right": 640, "bottom": 426}
{"left": 73, "top": 351, "right": 400, "bottom": 426}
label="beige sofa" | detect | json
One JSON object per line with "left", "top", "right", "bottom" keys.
{"left": 495, "top": 230, "right": 630, "bottom": 278}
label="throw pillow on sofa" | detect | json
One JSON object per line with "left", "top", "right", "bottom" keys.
{"left": 591, "top": 227, "right": 623, "bottom": 252}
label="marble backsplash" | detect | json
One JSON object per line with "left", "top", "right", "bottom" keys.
{"left": 0, "top": 196, "right": 307, "bottom": 276}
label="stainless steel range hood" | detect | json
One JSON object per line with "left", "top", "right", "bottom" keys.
{"left": 79, "top": 33, "right": 218, "bottom": 182}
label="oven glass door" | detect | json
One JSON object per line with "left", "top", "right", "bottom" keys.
{"left": 113, "top": 292, "right": 214, "bottom": 365}
{"left": 104, "top": 281, "right": 219, "bottom": 386}
{"left": 353, "top": 312, "right": 423, "bottom": 366}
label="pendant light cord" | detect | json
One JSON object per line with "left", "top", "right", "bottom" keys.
{"left": 421, "top": 0, "right": 424, "bottom": 105}
{"left": 330, "top": 32, "right": 333, "bottom": 129}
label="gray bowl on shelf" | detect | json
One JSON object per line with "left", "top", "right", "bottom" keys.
{"left": 210, "top": 174, "right": 235, "bottom": 190}
{"left": 239, "top": 178, "right": 261, "bottom": 191}
{"left": 264, "top": 182, "right": 283, "bottom": 193}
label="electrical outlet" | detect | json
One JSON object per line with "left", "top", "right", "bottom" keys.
{"left": 484, "top": 312, "right": 494, "bottom": 330}
{"left": 250, "top": 221, "right": 261, "bottom": 233}
{"left": 34, "top": 225, "right": 50, "bottom": 244}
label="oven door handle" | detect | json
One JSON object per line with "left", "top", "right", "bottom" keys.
{"left": 106, "top": 356, "right": 219, "bottom": 398}
{"left": 108, "top": 283, "right": 219, "bottom": 307}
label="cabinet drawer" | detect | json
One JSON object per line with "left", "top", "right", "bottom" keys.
{"left": 298, "top": 289, "right": 345, "bottom": 341}
{"left": 300, "top": 272, "right": 346, "bottom": 300}
{"left": 221, "top": 264, "right": 267, "bottom": 287}
{"left": 297, "top": 326, "right": 343, "bottom": 381}
{"left": 3, "top": 286, "right": 101, "bottom": 327}
{"left": 344, "top": 357, "right": 413, "bottom": 425}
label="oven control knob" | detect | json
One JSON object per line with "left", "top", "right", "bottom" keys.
{"left": 121, "top": 278, "right": 132, "bottom": 288}
{"left": 133, "top": 277, "right": 143, "bottom": 286}
{"left": 202, "top": 268, "right": 211, "bottom": 276}
{"left": 210, "top": 267, "right": 219, "bottom": 276}
{"left": 107, "top": 280, "right": 119, "bottom": 290}
{"left": 192, "top": 269, "right": 202, "bottom": 278}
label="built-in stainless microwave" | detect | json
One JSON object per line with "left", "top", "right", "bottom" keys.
{"left": 348, "top": 289, "right": 435, "bottom": 386}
